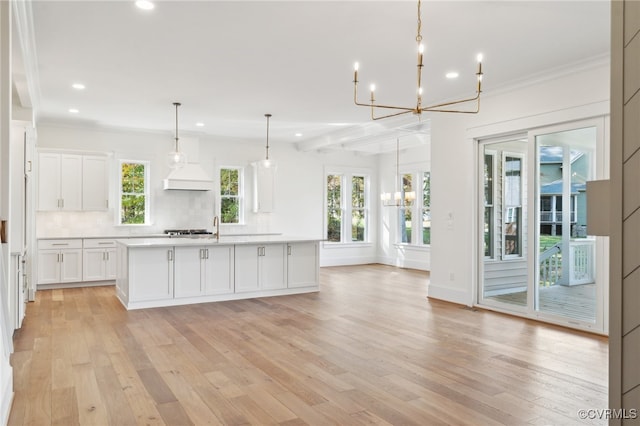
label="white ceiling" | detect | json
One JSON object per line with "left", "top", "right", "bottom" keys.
{"left": 13, "top": 0, "right": 610, "bottom": 154}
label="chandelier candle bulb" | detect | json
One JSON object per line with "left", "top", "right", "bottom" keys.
{"left": 354, "top": 62, "right": 359, "bottom": 82}
{"left": 351, "top": 0, "right": 485, "bottom": 118}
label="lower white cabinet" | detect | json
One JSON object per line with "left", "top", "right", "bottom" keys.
{"left": 83, "top": 239, "right": 117, "bottom": 281}
{"left": 174, "top": 245, "right": 234, "bottom": 298}
{"left": 287, "top": 242, "right": 319, "bottom": 288}
{"left": 129, "top": 247, "right": 174, "bottom": 302}
{"left": 234, "top": 243, "right": 286, "bottom": 292}
{"left": 37, "top": 239, "right": 83, "bottom": 284}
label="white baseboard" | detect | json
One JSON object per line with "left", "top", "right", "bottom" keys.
{"left": 0, "top": 370, "right": 13, "bottom": 426}
{"left": 427, "top": 283, "right": 472, "bottom": 306}
{"left": 319, "top": 256, "right": 377, "bottom": 267}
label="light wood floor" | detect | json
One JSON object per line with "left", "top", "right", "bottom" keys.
{"left": 489, "top": 283, "right": 597, "bottom": 322}
{"left": 8, "top": 265, "right": 608, "bottom": 425}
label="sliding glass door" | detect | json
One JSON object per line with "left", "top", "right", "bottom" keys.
{"left": 478, "top": 119, "right": 607, "bottom": 333}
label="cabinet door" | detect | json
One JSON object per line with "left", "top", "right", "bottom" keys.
{"left": 60, "top": 155, "right": 82, "bottom": 210}
{"left": 60, "top": 248, "right": 83, "bottom": 282}
{"left": 82, "top": 156, "right": 109, "bottom": 211}
{"left": 234, "top": 245, "right": 260, "bottom": 293}
{"left": 174, "top": 246, "right": 204, "bottom": 298}
{"left": 129, "top": 247, "right": 174, "bottom": 301}
{"left": 287, "top": 242, "right": 319, "bottom": 288}
{"left": 37, "top": 153, "right": 61, "bottom": 211}
{"left": 261, "top": 244, "right": 286, "bottom": 290}
{"left": 104, "top": 248, "right": 117, "bottom": 280}
{"left": 37, "top": 250, "right": 61, "bottom": 284}
{"left": 83, "top": 248, "right": 106, "bottom": 281}
{"left": 203, "top": 246, "right": 234, "bottom": 295}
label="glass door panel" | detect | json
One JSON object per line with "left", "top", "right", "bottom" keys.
{"left": 535, "top": 127, "right": 597, "bottom": 324}
{"left": 479, "top": 138, "right": 529, "bottom": 311}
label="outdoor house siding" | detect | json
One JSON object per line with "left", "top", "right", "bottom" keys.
{"left": 484, "top": 148, "right": 528, "bottom": 296}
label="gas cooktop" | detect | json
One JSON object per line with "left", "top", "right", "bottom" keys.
{"left": 163, "top": 229, "right": 213, "bottom": 236}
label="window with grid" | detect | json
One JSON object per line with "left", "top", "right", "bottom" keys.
{"left": 325, "top": 170, "right": 370, "bottom": 244}
{"left": 119, "top": 160, "right": 149, "bottom": 225}
{"left": 220, "top": 167, "right": 243, "bottom": 224}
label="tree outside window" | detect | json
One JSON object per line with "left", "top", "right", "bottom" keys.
{"left": 422, "top": 171, "right": 431, "bottom": 245}
{"left": 120, "top": 161, "right": 148, "bottom": 225}
{"left": 220, "top": 167, "right": 243, "bottom": 224}
{"left": 399, "top": 173, "right": 413, "bottom": 243}
{"left": 326, "top": 170, "right": 369, "bottom": 244}
{"left": 327, "top": 174, "right": 342, "bottom": 242}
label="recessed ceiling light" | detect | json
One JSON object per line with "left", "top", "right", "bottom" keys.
{"left": 135, "top": 1, "right": 155, "bottom": 11}
{"left": 72, "top": 83, "right": 85, "bottom": 90}
{"left": 195, "top": 122, "right": 205, "bottom": 127}
{"left": 295, "top": 133, "right": 303, "bottom": 137}
{"left": 446, "top": 72, "right": 459, "bottom": 79}
{"left": 68, "top": 108, "right": 79, "bottom": 114}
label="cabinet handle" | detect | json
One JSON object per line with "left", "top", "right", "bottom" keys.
{"left": 105, "top": 199, "right": 109, "bottom": 208}
{"left": 61, "top": 199, "right": 64, "bottom": 208}
{"left": 98, "top": 242, "right": 112, "bottom": 245}
{"left": 199, "top": 248, "right": 204, "bottom": 259}
{"left": 102, "top": 252, "right": 105, "bottom": 261}
{"left": 168, "top": 250, "right": 173, "bottom": 261}
{"left": 205, "top": 249, "right": 209, "bottom": 259}
{"left": 60, "top": 253, "right": 64, "bottom": 263}
{"left": 57, "top": 253, "right": 61, "bottom": 262}
{"left": 52, "top": 243, "right": 69, "bottom": 246}
{"left": 27, "top": 160, "right": 32, "bottom": 172}
{"left": 106, "top": 252, "right": 109, "bottom": 261}
{"left": 287, "top": 245, "right": 292, "bottom": 255}
{"left": 57, "top": 199, "right": 61, "bottom": 208}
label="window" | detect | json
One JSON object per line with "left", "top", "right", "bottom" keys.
{"left": 325, "top": 170, "right": 369, "bottom": 244}
{"left": 503, "top": 155, "right": 523, "bottom": 257}
{"left": 119, "top": 160, "right": 149, "bottom": 225}
{"left": 422, "top": 171, "right": 431, "bottom": 245}
{"left": 327, "top": 174, "right": 342, "bottom": 242}
{"left": 397, "top": 171, "right": 431, "bottom": 246}
{"left": 484, "top": 154, "right": 494, "bottom": 257}
{"left": 220, "top": 167, "right": 244, "bottom": 224}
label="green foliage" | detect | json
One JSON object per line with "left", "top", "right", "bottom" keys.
{"left": 121, "top": 162, "right": 146, "bottom": 224}
{"left": 220, "top": 168, "right": 241, "bottom": 223}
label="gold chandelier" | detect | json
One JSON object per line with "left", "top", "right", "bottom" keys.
{"left": 353, "top": 0, "right": 484, "bottom": 120}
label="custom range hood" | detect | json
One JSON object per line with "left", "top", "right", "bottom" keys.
{"left": 163, "top": 137, "right": 214, "bottom": 191}
{"left": 163, "top": 103, "right": 213, "bottom": 191}
{"left": 163, "top": 163, "right": 214, "bottom": 191}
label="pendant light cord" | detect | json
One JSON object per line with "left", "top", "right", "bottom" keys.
{"left": 265, "top": 113, "right": 272, "bottom": 161}
{"left": 173, "top": 102, "right": 181, "bottom": 151}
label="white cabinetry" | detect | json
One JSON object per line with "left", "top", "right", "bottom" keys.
{"left": 287, "top": 242, "right": 319, "bottom": 288}
{"left": 174, "top": 245, "right": 234, "bottom": 298}
{"left": 38, "top": 153, "right": 82, "bottom": 211}
{"left": 37, "top": 239, "right": 83, "bottom": 284}
{"left": 83, "top": 239, "right": 117, "bottom": 281}
{"left": 235, "top": 243, "right": 286, "bottom": 292}
{"left": 129, "top": 247, "right": 174, "bottom": 302}
{"left": 38, "top": 151, "right": 109, "bottom": 211}
{"left": 82, "top": 156, "right": 109, "bottom": 210}
{"left": 252, "top": 162, "right": 275, "bottom": 213}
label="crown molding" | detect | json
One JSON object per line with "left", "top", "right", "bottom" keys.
{"left": 12, "top": 0, "right": 40, "bottom": 116}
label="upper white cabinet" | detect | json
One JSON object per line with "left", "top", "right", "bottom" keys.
{"left": 82, "top": 156, "right": 109, "bottom": 210}
{"left": 252, "top": 162, "right": 275, "bottom": 213}
{"left": 38, "top": 151, "right": 109, "bottom": 211}
{"left": 38, "top": 152, "right": 82, "bottom": 210}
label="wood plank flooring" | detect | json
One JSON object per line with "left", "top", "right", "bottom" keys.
{"left": 8, "top": 264, "right": 608, "bottom": 425}
{"left": 489, "top": 283, "right": 597, "bottom": 322}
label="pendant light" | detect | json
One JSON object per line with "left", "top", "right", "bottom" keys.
{"left": 262, "top": 113, "right": 274, "bottom": 168}
{"left": 381, "top": 138, "right": 416, "bottom": 206}
{"left": 167, "top": 102, "right": 187, "bottom": 169}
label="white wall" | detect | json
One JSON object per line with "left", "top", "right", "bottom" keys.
{"left": 429, "top": 62, "right": 610, "bottom": 305}
{"left": 34, "top": 124, "right": 378, "bottom": 266}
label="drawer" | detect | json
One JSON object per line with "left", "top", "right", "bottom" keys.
{"left": 38, "top": 239, "right": 82, "bottom": 250}
{"left": 83, "top": 238, "right": 117, "bottom": 249}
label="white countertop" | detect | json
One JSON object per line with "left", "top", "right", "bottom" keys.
{"left": 116, "top": 235, "right": 323, "bottom": 247}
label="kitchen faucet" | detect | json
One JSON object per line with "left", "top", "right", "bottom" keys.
{"left": 213, "top": 216, "right": 220, "bottom": 241}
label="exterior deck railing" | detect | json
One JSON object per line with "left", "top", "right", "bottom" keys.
{"left": 539, "top": 239, "right": 596, "bottom": 286}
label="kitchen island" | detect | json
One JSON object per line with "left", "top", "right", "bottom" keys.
{"left": 115, "top": 236, "right": 320, "bottom": 310}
